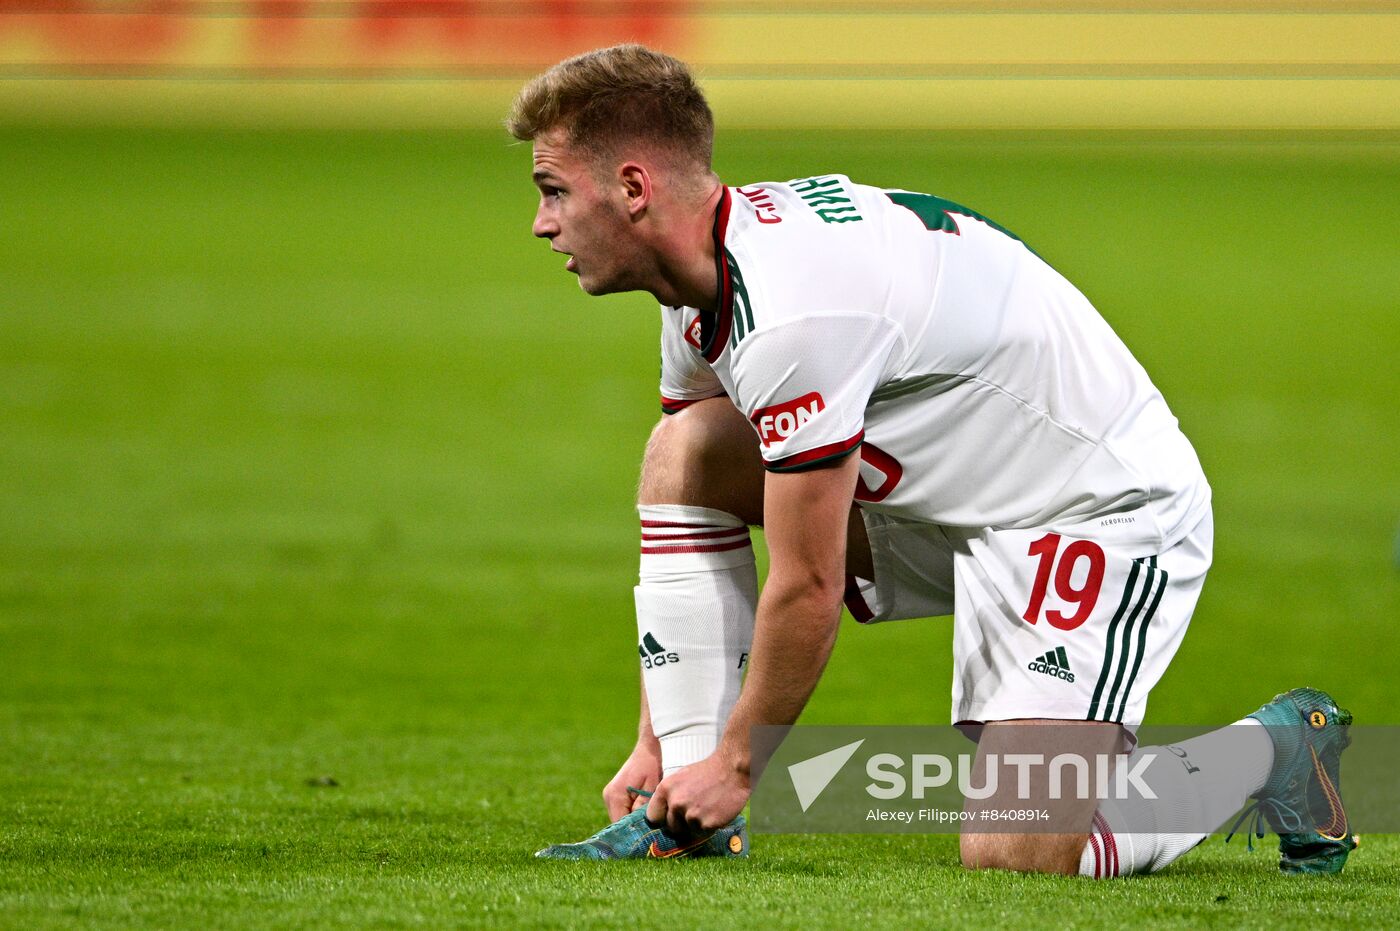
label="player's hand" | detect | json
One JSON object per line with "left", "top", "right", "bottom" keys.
{"left": 645, "top": 750, "right": 750, "bottom": 835}
{"left": 602, "top": 739, "right": 663, "bottom": 821}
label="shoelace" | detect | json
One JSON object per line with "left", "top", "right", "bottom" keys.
{"left": 627, "top": 786, "right": 664, "bottom": 830}
{"left": 1226, "top": 797, "right": 1305, "bottom": 852}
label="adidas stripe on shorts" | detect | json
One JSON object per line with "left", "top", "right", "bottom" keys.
{"left": 848, "top": 504, "right": 1213, "bottom": 730}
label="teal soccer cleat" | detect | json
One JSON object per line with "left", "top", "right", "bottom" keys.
{"left": 1230, "top": 687, "right": 1359, "bottom": 874}
{"left": 535, "top": 792, "right": 749, "bottom": 861}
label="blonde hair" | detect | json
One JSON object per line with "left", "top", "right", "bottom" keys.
{"left": 507, "top": 44, "right": 713, "bottom": 172}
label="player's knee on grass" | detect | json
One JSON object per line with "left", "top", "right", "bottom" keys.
{"left": 960, "top": 831, "right": 1087, "bottom": 875}
{"left": 638, "top": 398, "right": 764, "bottom": 522}
{"left": 958, "top": 720, "right": 1125, "bottom": 875}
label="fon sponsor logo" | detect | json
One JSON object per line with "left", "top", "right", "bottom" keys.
{"left": 752, "top": 392, "right": 824, "bottom": 446}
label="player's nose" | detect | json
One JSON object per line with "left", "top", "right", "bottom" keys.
{"left": 532, "top": 205, "right": 558, "bottom": 239}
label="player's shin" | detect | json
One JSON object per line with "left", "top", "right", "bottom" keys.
{"left": 1079, "top": 720, "right": 1274, "bottom": 877}
{"left": 635, "top": 504, "right": 757, "bottom": 776}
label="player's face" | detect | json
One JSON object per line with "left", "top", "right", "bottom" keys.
{"left": 530, "top": 130, "right": 640, "bottom": 296}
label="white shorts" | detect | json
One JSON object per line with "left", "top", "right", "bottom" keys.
{"left": 846, "top": 505, "right": 1213, "bottom": 730}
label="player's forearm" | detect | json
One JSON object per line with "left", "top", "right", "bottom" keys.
{"left": 716, "top": 575, "right": 843, "bottom": 775}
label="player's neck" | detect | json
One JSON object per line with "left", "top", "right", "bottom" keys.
{"left": 646, "top": 182, "right": 724, "bottom": 312}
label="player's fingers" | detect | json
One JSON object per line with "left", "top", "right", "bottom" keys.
{"left": 644, "top": 783, "right": 667, "bottom": 826}
{"left": 602, "top": 774, "right": 635, "bottom": 817}
{"left": 626, "top": 772, "right": 659, "bottom": 813}
{"left": 603, "top": 785, "right": 630, "bottom": 822}
{"left": 680, "top": 804, "right": 708, "bottom": 834}
{"left": 664, "top": 796, "right": 689, "bottom": 836}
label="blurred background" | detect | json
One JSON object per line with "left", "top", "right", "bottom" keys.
{"left": 2, "top": 1, "right": 1398, "bottom": 926}
{"left": 2, "top": 0, "right": 1398, "bottom": 130}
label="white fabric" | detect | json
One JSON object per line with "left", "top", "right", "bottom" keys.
{"left": 952, "top": 510, "right": 1213, "bottom": 729}
{"left": 1079, "top": 719, "right": 1274, "bottom": 877}
{"left": 732, "top": 315, "right": 899, "bottom": 464}
{"left": 855, "top": 507, "right": 1212, "bottom": 729}
{"left": 660, "top": 177, "right": 1210, "bottom": 545}
{"left": 635, "top": 505, "right": 757, "bottom": 775}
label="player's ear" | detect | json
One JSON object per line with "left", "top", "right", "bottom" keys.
{"left": 619, "top": 162, "right": 651, "bottom": 217}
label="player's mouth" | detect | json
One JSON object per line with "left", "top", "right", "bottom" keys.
{"left": 552, "top": 246, "right": 577, "bottom": 274}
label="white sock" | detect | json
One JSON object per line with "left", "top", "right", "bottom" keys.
{"left": 635, "top": 504, "right": 757, "bottom": 776}
{"left": 1080, "top": 719, "right": 1274, "bottom": 877}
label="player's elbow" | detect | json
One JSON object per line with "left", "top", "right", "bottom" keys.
{"left": 765, "top": 567, "right": 846, "bottom": 616}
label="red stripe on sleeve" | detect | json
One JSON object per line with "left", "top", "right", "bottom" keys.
{"left": 765, "top": 431, "right": 864, "bottom": 472}
{"left": 660, "top": 393, "right": 726, "bottom": 415}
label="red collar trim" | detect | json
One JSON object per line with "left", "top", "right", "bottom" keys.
{"left": 700, "top": 186, "right": 733, "bottom": 364}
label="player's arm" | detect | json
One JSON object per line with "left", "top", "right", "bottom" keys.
{"left": 716, "top": 453, "right": 860, "bottom": 768}
{"left": 646, "top": 449, "right": 860, "bottom": 833}
{"left": 645, "top": 308, "right": 896, "bottom": 833}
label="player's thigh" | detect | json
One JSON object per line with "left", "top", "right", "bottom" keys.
{"left": 950, "top": 509, "right": 1212, "bottom": 729}
{"left": 638, "top": 398, "right": 765, "bottom": 520}
{"left": 638, "top": 399, "right": 876, "bottom": 576}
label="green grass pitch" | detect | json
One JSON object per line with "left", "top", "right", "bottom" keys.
{"left": 1, "top": 124, "right": 1398, "bottom": 928}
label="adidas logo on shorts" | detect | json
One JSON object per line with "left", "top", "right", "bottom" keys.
{"left": 1028, "top": 646, "right": 1075, "bottom": 683}
{"left": 638, "top": 632, "right": 680, "bottom": 669}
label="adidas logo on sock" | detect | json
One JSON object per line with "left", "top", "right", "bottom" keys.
{"left": 638, "top": 632, "right": 681, "bottom": 670}
{"left": 1028, "top": 646, "right": 1075, "bottom": 683}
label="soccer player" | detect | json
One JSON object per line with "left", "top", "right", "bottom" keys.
{"left": 511, "top": 45, "right": 1356, "bottom": 875}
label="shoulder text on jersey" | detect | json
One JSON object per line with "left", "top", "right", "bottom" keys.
{"left": 737, "top": 186, "right": 782, "bottom": 224}
{"left": 789, "top": 176, "right": 864, "bottom": 224}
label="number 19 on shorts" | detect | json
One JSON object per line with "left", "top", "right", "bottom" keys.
{"left": 1021, "top": 533, "right": 1106, "bottom": 631}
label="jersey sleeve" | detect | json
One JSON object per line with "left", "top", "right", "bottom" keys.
{"left": 730, "top": 313, "right": 901, "bottom": 471}
{"left": 659, "top": 307, "right": 725, "bottom": 414}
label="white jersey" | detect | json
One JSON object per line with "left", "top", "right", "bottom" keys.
{"left": 659, "top": 177, "right": 1210, "bottom": 547}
